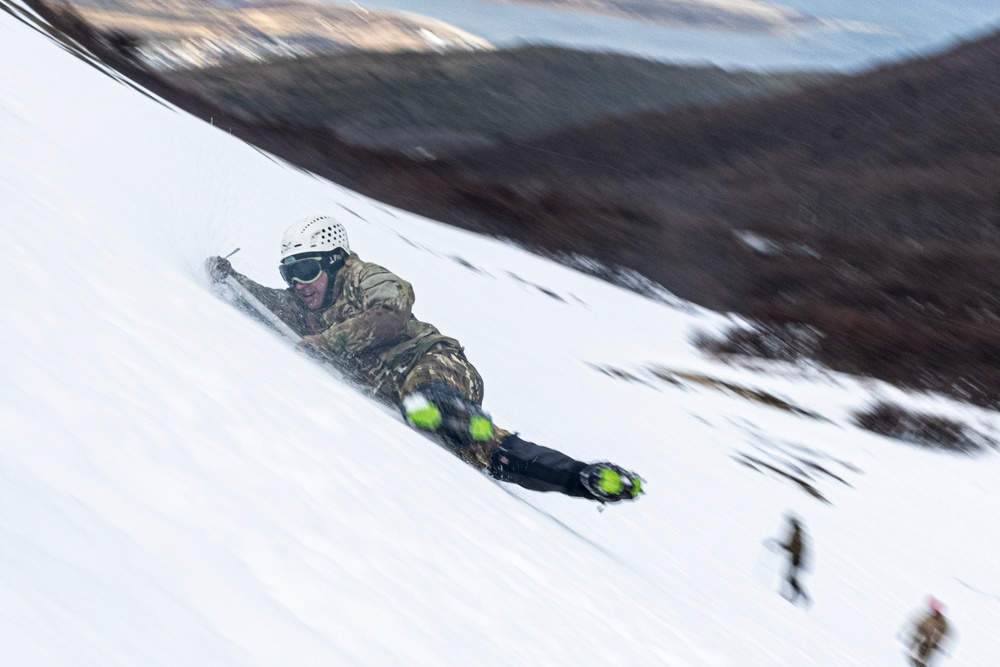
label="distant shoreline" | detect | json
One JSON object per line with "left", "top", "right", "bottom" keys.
{"left": 494, "top": 0, "right": 823, "bottom": 37}
{"left": 68, "top": 0, "right": 494, "bottom": 70}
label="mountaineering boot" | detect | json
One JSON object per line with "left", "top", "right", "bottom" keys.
{"left": 402, "top": 381, "right": 494, "bottom": 445}
{"left": 491, "top": 435, "right": 644, "bottom": 502}
{"left": 579, "top": 462, "right": 644, "bottom": 503}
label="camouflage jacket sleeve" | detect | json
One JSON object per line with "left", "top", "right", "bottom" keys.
{"left": 319, "top": 259, "right": 414, "bottom": 356}
{"left": 230, "top": 270, "right": 311, "bottom": 335}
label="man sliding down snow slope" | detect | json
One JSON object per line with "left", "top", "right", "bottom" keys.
{"left": 207, "top": 215, "right": 643, "bottom": 503}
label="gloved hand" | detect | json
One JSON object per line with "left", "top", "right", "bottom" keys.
{"left": 297, "top": 334, "right": 329, "bottom": 356}
{"left": 205, "top": 256, "right": 232, "bottom": 283}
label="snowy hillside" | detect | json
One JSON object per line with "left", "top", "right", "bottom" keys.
{"left": 2, "top": 2, "right": 999, "bottom": 665}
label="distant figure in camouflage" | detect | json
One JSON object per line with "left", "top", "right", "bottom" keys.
{"left": 779, "top": 514, "right": 811, "bottom": 606}
{"left": 907, "top": 597, "right": 950, "bottom": 667}
{"left": 206, "top": 215, "right": 643, "bottom": 503}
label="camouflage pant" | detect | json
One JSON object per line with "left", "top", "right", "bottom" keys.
{"left": 397, "top": 343, "right": 510, "bottom": 469}
{"left": 909, "top": 641, "right": 938, "bottom": 667}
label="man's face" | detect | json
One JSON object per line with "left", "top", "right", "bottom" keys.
{"left": 293, "top": 270, "right": 329, "bottom": 310}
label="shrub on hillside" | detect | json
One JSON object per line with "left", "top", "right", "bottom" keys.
{"left": 694, "top": 322, "right": 822, "bottom": 363}
{"left": 853, "top": 401, "right": 996, "bottom": 453}
{"left": 101, "top": 29, "right": 144, "bottom": 64}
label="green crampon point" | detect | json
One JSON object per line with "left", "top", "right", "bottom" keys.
{"left": 407, "top": 404, "right": 442, "bottom": 431}
{"left": 599, "top": 467, "right": 625, "bottom": 495}
{"left": 469, "top": 415, "right": 494, "bottom": 441}
{"left": 598, "top": 467, "right": 642, "bottom": 498}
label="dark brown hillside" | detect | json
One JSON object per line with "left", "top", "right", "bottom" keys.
{"left": 166, "top": 45, "right": 821, "bottom": 153}
{"left": 438, "top": 29, "right": 1000, "bottom": 405}
{"left": 452, "top": 28, "right": 1000, "bottom": 238}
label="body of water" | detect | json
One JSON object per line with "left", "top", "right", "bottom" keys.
{"left": 327, "top": 0, "right": 1000, "bottom": 71}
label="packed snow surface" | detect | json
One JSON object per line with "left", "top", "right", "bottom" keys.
{"left": 1, "top": 3, "right": 998, "bottom": 665}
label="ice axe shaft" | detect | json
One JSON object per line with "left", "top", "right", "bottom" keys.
{"left": 222, "top": 275, "right": 301, "bottom": 343}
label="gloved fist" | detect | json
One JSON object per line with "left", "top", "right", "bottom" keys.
{"left": 205, "top": 256, "right": 232, "bottom": 283}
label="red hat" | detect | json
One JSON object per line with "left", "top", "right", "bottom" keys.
{"left": 928, "top": 597, "right": 944, "bottom": 613}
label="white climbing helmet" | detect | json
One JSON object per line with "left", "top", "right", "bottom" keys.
{"left": 279, "top": 215, "right": 350, "bottom": 260}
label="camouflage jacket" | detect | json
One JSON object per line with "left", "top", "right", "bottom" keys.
{"left": 231, "top": 253, "right": 461, "bottom": 397}
{"left": 912, "top": 612, "right": 949, "bottom": 648}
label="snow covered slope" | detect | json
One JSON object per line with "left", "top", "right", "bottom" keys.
{"left": 1, "top": 3, "right": 998, "bottom": 665}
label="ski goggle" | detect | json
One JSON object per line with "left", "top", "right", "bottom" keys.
{"left": 279, "top": 256, "right": 325, "bottom": 285}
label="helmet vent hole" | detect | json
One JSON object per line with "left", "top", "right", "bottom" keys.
{"left": 280, "top": 215, "right": 350, "bottom": 260}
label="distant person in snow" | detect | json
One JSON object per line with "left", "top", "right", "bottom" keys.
{"left": 906, "top": 597, "right": 951, "bottom": 667}
{"left": 777, "top": 514, "right": 811, "bottom": 606}
{"left": 206, "top": 215, "right": 643, "bottom": 503}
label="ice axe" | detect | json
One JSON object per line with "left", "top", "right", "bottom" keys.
{"left": 213, "top": 247, "right": 301, "bottom": 343}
